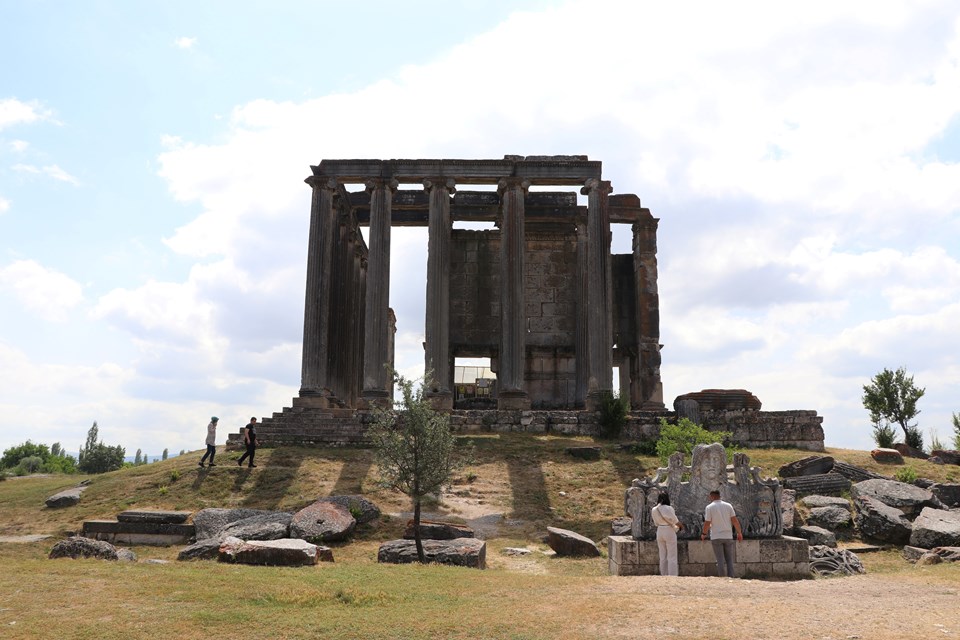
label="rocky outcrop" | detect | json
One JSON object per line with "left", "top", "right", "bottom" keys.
{"left": 779, "top": 456, "right": 834, "bottom": 478}
{"left": 48, "top": 536, "right": 134, "bottom": 561}
{"left": 545, "top": 526, "right": 600, "bottom": 557}
{"left": 403, "top": 520, "right": 474, "bottom": 540}
{"left": 45, "top": 486, "right": 87, "bottom": 508}
{"left": 218, "top": 536, "right": 331, "bottom": 566}
{"left": 853, "top": 495, "right": 912, "bottom": 545}
{"left": 317, "top": 495, "right": 381, "bottom": 525}
{"left": 290, "top": 500, "right": 356, "bottom": 543}
{"left": 220, "top": 512, "right": 292, "bottom": 541}
{"left": 871, "top": 448, "right": 904, "bottom": 464}
{"left": 377, "top": 538, "right": 486, "bottom": 568}
{"left": 192, "top": 508, "right": 278, "bottom": 541}
{"left": 909, "top": 508, "right": 960, "bottom": 549}
{"left": 851, "top": 479, "right": 936, "bottom": 518}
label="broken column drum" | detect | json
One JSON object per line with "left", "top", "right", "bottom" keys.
{"left": 296, "top": 157, "right": 665, "bottom": 411}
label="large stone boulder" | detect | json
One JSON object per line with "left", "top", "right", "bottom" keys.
{"left": 779, "top": 456, "right": 835, "bottom": 478}
{"left": 853, "top": 495, "right": 912, "bottom": 545}
{"left": 318, "top": 495, "right": 381, "bottom": 525}
{"left": 797, "top": 525, "right": 836, "bottom": 548}
{"left": 805, "top": 505, "right": 853, "bottom": 532}
{"left": 850, "top": 478, "right": 935, "bottom": 518}
{"left": 290, "top": 501, "right": 356, "bottom": 543}
{"left": 48, "top": 536, "right": 134, "bottom": 561}
{"left": 673, "top": 389, "right": 761, "bottom": 411}
{"left": 808, "top": 545, "right": 865, "bottom": 576}
{"left": 377, "top": 538, "right": 486, "bottom": 569}
{"left": 871, "top": 448, "right": 904, "bottom": 464}
{"left": 930, "top": 450, "right": 960, "bottom": 466}
{"left": 931, "top": 483, "right": 960, "bottom": 508}
{"left": 177, "top": 538, "right": 223, "bottom": 561}
{"left": 192, "top": 508, "right": 278, "bottom": 541}
{"left": 45, "top": 486, "right": 87, "bottom": 508}
{"left": 893, "top": 443, "right": 929, "bottom": 460}
{"left": 220, "top": 512, "right": 292, "bottom": 541}
{"left": 403, "top": 520, "right": 475, "bottom": 540}
{"left": 909, "top": 508, "right": 960, "bottom": 549}
{"left": 218, "top": 536, "right": 331, "bottom": 566}
{"left": 545, "top": 526, "right": 601, "bottom": 557}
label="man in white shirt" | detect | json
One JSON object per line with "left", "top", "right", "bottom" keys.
{"left": 701, "top": 489, "right": 743, "bottom": 577}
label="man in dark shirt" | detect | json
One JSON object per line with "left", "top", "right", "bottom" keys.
{"left": 237, "top": 417, "right": 259, "bottom": 467}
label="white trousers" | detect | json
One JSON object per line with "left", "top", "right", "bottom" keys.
{"left": 656, "top": 526, "right": 679, "bottom": 576}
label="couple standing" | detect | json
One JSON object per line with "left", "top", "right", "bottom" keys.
{"left": 651, "top": 490, "right": 743, "bottom": 577}
{"left": 198, "top": 416, "right": 260, "bottom": 468}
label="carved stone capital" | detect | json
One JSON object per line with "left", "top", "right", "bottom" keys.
{"left": 306, "top": 176, "right": 339, "bottom": 191}
{"left": 422, "top": 177, "right": 456, "bottom": 195}
{"left": 365, "top": 177, "right": 399, "bottom": 193}
{"left": 580, "top": 178, "right": 612, "bottom": 196}
{"left": 497, "top": 177, "right": 530, "bottom": 194}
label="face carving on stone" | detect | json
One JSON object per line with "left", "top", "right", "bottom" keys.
{"left": 690, "top": 443, "right": 727, "bottom": 491}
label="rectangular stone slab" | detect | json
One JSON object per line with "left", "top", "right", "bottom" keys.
{"left": 116, "top": 510, "right": 192, "bottom": 524}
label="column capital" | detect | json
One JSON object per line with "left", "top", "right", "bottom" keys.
{"left": 365, "top": 177, "right": 399, "bottom": 192}
{"left": 497, "top": 177, "right": 531, "bottom": 194}
{"left": 580, "top": 178, "right": 612, "bottom": 196}
{"left": 305, "top": 175, "right": 339, "bottom": 191}
{"left": 423, "top": 177, "right": 456, "bottom": 194}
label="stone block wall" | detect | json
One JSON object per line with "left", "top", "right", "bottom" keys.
{"left": 608, "top": 535, "right": 810, "bottom": 579}
{"left": 450, "top": 230, "right": 499, "bottom": 351}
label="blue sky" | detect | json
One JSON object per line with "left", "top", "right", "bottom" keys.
{"left": 1, "top": 0, "right": 959, "bottom": 458}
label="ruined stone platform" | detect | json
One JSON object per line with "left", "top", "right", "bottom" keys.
{"left": 82, "top": 517, "right": 195, "bottom": 546}
{"left": 608, "top": 535, "right": 810, "bottom": 579}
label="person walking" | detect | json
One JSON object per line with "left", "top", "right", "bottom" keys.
{"left": 651, "top": 492, "right": 683, "bottom": 576}
{"left": 237, "top": 417, "right": 259, "bottom": 468}
{"left": 199, "top": 417, "right": 218, "bottom": 467}
{"left": 701, "top": 489, "right": 743, "bottom": 577}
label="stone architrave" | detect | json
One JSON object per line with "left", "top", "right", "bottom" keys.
{"left": 497, "top": 177, "right": 530, "bottom": 409}
{"left": 582, "top": 178, "right": 613, "bottom": 408}
{"left": 423, "top": 178, "right": 456, "bottom": 408}
{"left": 361, "top": 177, "right": 398, "bottom": 406}
{"left": 625, "top": 443, "right": 783, "bottom": 541}
{"left": 853, "top": 495, "right": 912, "bottom": 545}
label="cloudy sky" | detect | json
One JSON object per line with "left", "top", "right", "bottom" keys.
{"left": 1, "top": 1, "right": 959, "bottom": 458}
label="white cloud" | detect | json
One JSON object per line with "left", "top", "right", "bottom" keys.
{"left": 0, "top": 197, "right": 9, "bottom": 213}
{"left": 11, "top": 163, "right": 80, "bottom": 186}
{"left": 0, "top": 260, "right": 84, "bottom": 321}
{"left": 0, "top": 98, "right": 52, "bottom": 130}
{"left": 9, "top": 139, "right": 29, "bottom": 152}
{"left": 174, "top": 36, "right": 197, "bottom": 50}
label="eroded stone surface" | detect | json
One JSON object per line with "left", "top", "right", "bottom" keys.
{"left": 377, "top": 537, "right": 486, "bottom": 568}
{"left": 871, "top": 448, "right": 904, "bottom": 464}
{"left": 403, "top": 520, "right": 474, "bottom": 540}
{"left": 806, "top": 505, "right": 853, "bottom": 531}
{"left": 546, "top": 526, "right": 600, "bottom": 557}
{"left": 49, "top": 536, "right": 125, "bottom": 561}
{"left": 853, "top": 495, "right": 912, "bottom": 545}
{"left": 192, "top": 508, "right": 278, "bottom": 541}
{"left": 45, "top": 486, "right": 87, "bottom": 508}
{"left": 931, "top": 483, "right": 960, "bottom": 508}
{"left": 797, "top": 525, "right": 836, "bottom": 548}
{"left": 290, "top": 501, "right": 356, "bottom": 543}
{"left": 218, "top": 536, "right": 330, "bottom": 566}
{"left": 178, "top": 538, "right": 223, "bottom": 561}
{"left": 318, "top": 495, "right": 381, "bottom": 525}
{"left": 779, "top": 456, "right": 834, "bottom": 478}
{"left": 220, "top": 512, "right": 292, "bottom": 541}
{"left": 909, "top": 508, "right": 960, "bottom": 549}
{"left": 851, "top": 479, "right": 935, "bottom": 518}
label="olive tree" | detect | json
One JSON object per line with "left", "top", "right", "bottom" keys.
{"left": 862, "top": 367, "right": 925, "bottom": 450}
{"left": 370, "top": 371, "right": 467, "bottom": 563}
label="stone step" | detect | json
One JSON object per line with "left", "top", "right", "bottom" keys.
{"left": 82, "top": 520, "right": 195, "bottom": 546}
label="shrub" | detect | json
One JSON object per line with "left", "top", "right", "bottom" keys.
{"left": 655, "top": 417, "right": 732, "bottom": 465}
{"left": 16, "top": 456, "right": 43, "bottom": 475}
{"left": 894, "top": 465, "right": 918, "bottom": 484}
{"left": 872, "top": 422, "right": 897, "bottom": 449}
{"left": 597, "top": 391, "right": 629, "bottom": 439}
{"left": 904, "top": 427, "right": 924, "bottom": 451}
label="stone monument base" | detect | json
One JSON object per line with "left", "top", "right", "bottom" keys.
{"left": 608, "top": 535, "right": 810, "bottom": 579}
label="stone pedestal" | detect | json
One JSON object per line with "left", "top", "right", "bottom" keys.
{"left": 608, "top": 535, "right": 810, "bottom": 579}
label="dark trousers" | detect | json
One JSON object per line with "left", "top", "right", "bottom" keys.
{"left": 200, "top": 444, "right": 216, "bottom": 464}
{"left": 711, "top": 538, "right": 737, "bottom": 577}
{"left": 238, "top": 443, "right": 256, "bottom": 466}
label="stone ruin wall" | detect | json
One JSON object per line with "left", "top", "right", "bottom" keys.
{"left": 448, "top": 408, "right": 825, "bottom": 451}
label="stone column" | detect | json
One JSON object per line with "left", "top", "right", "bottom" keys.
{"left": 423, "top": 177, "right": 456, "bottom": 410}
{"left": 361, "top": 177, "right": 398, "bottom": 406}
{"left": 574, "top": 214, "right": 589, "bottom": 408}
{"left": 497, "top": 177, "right": 530, "bottom": 410}
{"left": 299, "top": 176, "right": 339, "bottom": 405}
{"left": 633, "top": 216, "right": 665, "bottom": 408}
{"left": 582, "top": 178, "right": 613, "bottom": 410}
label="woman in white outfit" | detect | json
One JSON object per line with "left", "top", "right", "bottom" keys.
{"left": 651, "top": 492, "right": 683, "bottom": 576}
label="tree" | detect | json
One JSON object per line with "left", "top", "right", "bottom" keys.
{"left": 78, "top": 422, "right": 125, "bottom": 474}
{"left": 134, "top": 449, "right": 143, "bottom": 465}
{"left": 952, "top": 412, "right": 960, "bottom": 450}
{"left": 862, "top": 367, "right": 925, "bottom": 449}
{"left": 370, "top": 372, "right": 467, "bottom": 563}
{"left": 656, "top": 417, "right": 732, "bottom": 464}
{"left": 50, "top": 442, "right": 62, "bottom": 457}
{"left": 1, "top": 441, "right": 49, "bottom": 470}
{"left": 162, "top": 448, "right": 168, "bottom": 461}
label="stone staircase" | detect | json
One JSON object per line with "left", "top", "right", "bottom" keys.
{"left": 226, "top": 404, "right": 370, "bottom": 449}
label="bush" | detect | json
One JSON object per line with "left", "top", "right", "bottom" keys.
{"left": 1, "top": 441, "right": 49, "bottom": 470}
{"left": 655, "top": 417, "right": 732, "bottom": 465}
{"left": 872, "top": 422, "right": 897, "bottom": 449}
{"left": 597, "top": 391, "right": 629, "bottom": 439}
{"left": 894, "top": 465, "right": 918, "bottom": 484}
{"left": 16, "top": 456, "right": 44, "bottom": 475}
{"left": 904, "top": 427, "right": 924, "bottom": 451}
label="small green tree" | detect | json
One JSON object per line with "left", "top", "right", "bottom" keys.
{"left": 952, "top": 412, "right": 960, "bottom": 450}
{"left": 862, "top": 367, "right": 925, "bottom": 449}
{"left": 872, "top": 422, "right": 897, "bottom": 449}
{"left": 134, "top": 449, "right": 143, "bottom": 465}
{"left": 162, "top": 448, "right": 168, "bottom": 461}
{"left": 655, "top": 417, "right": 732, "bottom": 465}
{"left": 78, "top": 422, "right": 125, "bottom": 474}
{"left": 50, "top": 442, "right": 62, "bottom": 457}
{"left": 1, "top": 441, "right": 50, "bottom": 470}
{"left": 16, "top": 455, "right": 43, "bottom": 475}
{"left": 597, "top": 391, "right": 629, "bottom": 439}
{"left": 370, "top": 371, "right": 467, "bottom": 563}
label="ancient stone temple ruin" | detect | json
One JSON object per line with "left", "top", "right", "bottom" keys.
{"left": 298, "top": 156, "right": 664, "bottom": 412}
{"left": 609, "top": 443, "right": 810, "bottom": 578}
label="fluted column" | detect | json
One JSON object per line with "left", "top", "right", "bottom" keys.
{"left": 300, "top": 176, "right": 339, "bottom": 404}
{"left": 574, "top": 214, "right": 589, "bottom": 408}
{"left": 423, "top": 177, "right": 455, "bottom": 410}
{"left": 362, "top": 177, "right": 398, "bottom": 406}
{"left": 497, "top": 177, "right": 530, "bottom": 410}
{"left": 634, "top": 216, "right": 665, "bottom": 408}
{"left": 582, "top": 178, "right": 613, "bottom": 410}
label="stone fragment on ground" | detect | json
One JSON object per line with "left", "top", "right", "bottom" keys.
{"left": 218, "top": 536, "right": 332, "bottom": 566}
{"left": 851, "top": 478, "right": 936, "bottom": 518}
{"left": 916, "top": 552, "right": 942, "bottom": 565}
{"left": 116, "top": 510, "right": 191, "bottom": 524}
{"left": 317, "top": 495, "right": 381, "bottom": 525}
{"left": 610, "top": 516, "right": 632, "bottom": 536}
{"left": 778, "top": 455, "right": 834, "bottom": 478}
{"left": 909, "top": 507, "right": 960, "bottom": 549}
{"left": 545, "top": 526, "right": 601, "bottom": 557}
{"left": 800, "top": 495, "right": 851, "bottom": 510}
{"left": 930, "top": 546, "right": 960, "bottom": 562}
{"left": 377, "top": 537, "right": 486, "bottom": 568}
{"left": 290, "top": 500, "right": 356, "bottom": 543}
{"left": 871, "top": 448, "right": 904, "bottom": 464}
{"left": 893, "top": 443, "right": 929, "bottom": 460}
{"left": 192, "top": 508, "right": 279, "bottom": 541}
{"left": 48, "top": 535, "right": 135, "bottom": 561}
{"left": 853, "top": 495, "right": 912, "bottom": 545}
{"left": 806, "top": 505, "right": 853, "bottom": 532}
{"left": 782, "top": 473, "right": 851, "bottom": 497}
{"left": 781, "top": 488, "right": 798, "bottom": 534}
{"left": 178, "top": 538, "right": 223, "bottom": 561}
{"left": 796, "top": 525, "right": 837, "bottom": 548}
{"left": 565, "top": 446, "right": 601, "bottom": 461}
{"left": 502, "top": 547, "right": 532, "bottom": 556}
{"left": 403, "top": 519, "right": 474, "bottom": 540}
{"left": 808, "top": 545, "right": 865, "bottom": 576}
{"left": 0, "top": 534, "right": 52, "bottom": 543}
{"left": 902, "top": 545, "right": 927, "bottom": 562}
{"left": 930, "top": 483, "right": 960, "bottom": 508}
{"left": 831, "top": 461, "right": 887, "bottom": 482}
{"left": 44, "top": 486, "right": 87, "bottom": 508}
{"left": 929, "top": 449, "right": 960, "bottom": 465}
{"left": 220, "top": 512, "right": 292, "bottom": 541}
